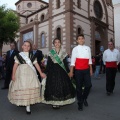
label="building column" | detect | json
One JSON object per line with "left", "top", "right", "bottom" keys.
{"left": 90, "top": 17, "right": 96, "bottom": 55}
{"left": 104, "top": 28, "right": 108, "bottom": 50}
{"left": 48, "top": 0, "right": 53, "bottom": 50}
{"left": 33, "top": 21, "right": 39, "bottom": 46}
{"left": 65, "top": 0, "right": 74, "bottom": 54}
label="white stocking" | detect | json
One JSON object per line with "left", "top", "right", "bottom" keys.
{"left": 26, "top": 105, "right": 30, "bottom": 112}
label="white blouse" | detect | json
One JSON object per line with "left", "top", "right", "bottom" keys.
{"left": 71, "top": 45, "right": 92, "bottom": 66}
{"left": 14, "top": 52, "right": 37, "bottom": 64}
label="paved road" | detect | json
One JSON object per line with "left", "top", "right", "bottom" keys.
{"left": 0, "top": 73, "right": 120, "bottom": 120}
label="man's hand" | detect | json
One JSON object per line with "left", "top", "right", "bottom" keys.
{"left": 90, "top": 69, "right": 93, "bottom": 76}
{"left": 69, "top": 72, "right": 74, "bottom": 78}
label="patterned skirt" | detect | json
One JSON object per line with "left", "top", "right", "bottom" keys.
{"left": 41, "top": 64, "right": 76, "bottom": 105}
{"left": 8, "top": 64, "right": 41, "bottom": 106}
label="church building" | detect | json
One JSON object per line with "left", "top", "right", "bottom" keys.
{"left": 15, "top": 0, "right": 114, "bottom": 55}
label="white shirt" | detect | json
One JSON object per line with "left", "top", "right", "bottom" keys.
{"left": 71, "top": 45, "right": 92, "bottom": 66}
{"left": 103, "top": 49, "right": 120, "bottom": 65}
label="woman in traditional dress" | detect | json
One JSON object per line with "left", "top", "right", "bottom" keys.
{"left": 8, "top": 41, "right": 46, "bottom": 114}
{"left": 42, "top": 38, "right": 75, "bottom": 109}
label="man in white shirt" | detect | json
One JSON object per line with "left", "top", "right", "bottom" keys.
{"left": 69, "top": 34, "right": 92, "bottom": 111}
{"left": 103, "top": 41, "right": 120, "bottom": 95}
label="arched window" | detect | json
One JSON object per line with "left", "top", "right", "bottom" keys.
{"left": 56, "top": 28, "right": 61, "bottom": 40}
{"left": 41, "top": 14, "right": 44, "bottom": 22}
{"left": 94, "top": 0, "right": 103, "bottom": 19}
{"left": 77, "top": 0, "right": 81, "bottom": 8}
{"left": 41, "top": 33, "right": 45, "bottom": 48}
{"left": 57, "top": 0, "right": 60, "bottom": 9}
{"left": 18, "top": 5, "right": 21, "bottom": 10}
{"left": 78, "top": 27, "right": 81, "bottom": 35}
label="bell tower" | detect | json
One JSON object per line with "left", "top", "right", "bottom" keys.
{"left": 15, "top": 0, "right": 47, "bottom": 15}
{"left": 48, "top": 0, "right": 74, "bottom": 52}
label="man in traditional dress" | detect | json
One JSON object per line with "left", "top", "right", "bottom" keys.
{"left": 103, "top": 41, "right": 120, "bottom": 95}
{"left": 70, "top": 34, "right": 92, "bottom": 111}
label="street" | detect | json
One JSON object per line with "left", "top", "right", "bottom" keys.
{"left": 0, "top": 73, "right": 120, "bottom": 120}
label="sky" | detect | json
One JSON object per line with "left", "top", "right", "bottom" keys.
{"left": 0, "top": 0, "right": 48, "bottom": 10}
{"left": 0, "top": 0, "right": 119, "bottom": 10}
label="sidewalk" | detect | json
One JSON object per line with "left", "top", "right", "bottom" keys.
{"left": 0, "top": 73, "right": 120, "bottom": 120}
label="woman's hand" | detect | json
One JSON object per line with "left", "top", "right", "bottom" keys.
{"left": 12, "top": 75, "right": 15, "bottom": 81}
{"left": 40, "top": 73, "right": 46, "bottom": 78}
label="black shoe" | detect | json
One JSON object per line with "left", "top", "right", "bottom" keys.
{"left": 111, "top": 91, "right": 113, "bottom": 94}
{"left": 26, "top": 111, "right": 31, "bottom": 115}
{"left": 107, "top": 92, "right": 111, "bottom": 96}
{"left": 1, "top": 87, "right": 9, "bottom": 90}
{"left": 78, "top": 104, "right": 83, "bottom": 111}
{"left": 84, "top": 99, "right": 88, "bottom": 107}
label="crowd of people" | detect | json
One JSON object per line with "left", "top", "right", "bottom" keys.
{"left": 0, "top": 34, "right": 120, "bottom": 114}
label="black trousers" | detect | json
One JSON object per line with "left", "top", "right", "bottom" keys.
{"left": 4, "top": 69, "right": 12, "bottom": 88}
{"left": 75, "top": 69, "right": 92, "bottom": 106}
{"left": 106, "top": 68, "right": 117, "bottom": 93}
{"left": 0, "top": 66, "right": 4, "bottom": 79}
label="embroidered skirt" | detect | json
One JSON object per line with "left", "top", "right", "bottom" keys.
{"left": 8, "top": 64, "right": 41, "bottom": 106}
{"left": 41, "top": 63, "right": 75, "bottom": 105}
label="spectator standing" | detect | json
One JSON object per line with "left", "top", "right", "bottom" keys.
{"left": 1, "top": 42, "right": 19, "bottom": 89}
{"left": 92, "top": 56, "right": 95, "bottom": 73}
{"left": 94, "top": 53, "right": 101, "bottom": 79}
{"left": 0, "top": 55, "right": 4, "bottom": 80}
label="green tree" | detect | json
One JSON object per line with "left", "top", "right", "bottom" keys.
{"left": 0, "top": 5, "right": 19, "bottom": 55}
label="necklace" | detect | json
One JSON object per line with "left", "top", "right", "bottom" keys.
{"left": 55, "top": 48, "right": 60, "bottom": 54}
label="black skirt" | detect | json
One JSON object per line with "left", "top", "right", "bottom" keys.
{"left": 44, "top": 57, "right": 75, "bottom": 103}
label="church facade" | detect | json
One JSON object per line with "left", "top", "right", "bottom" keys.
{"left": 114, "top": 3, "right": 120, "bottom": 51}
{"left": 15, "top": 0, "right": 114, "bottom": 55}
